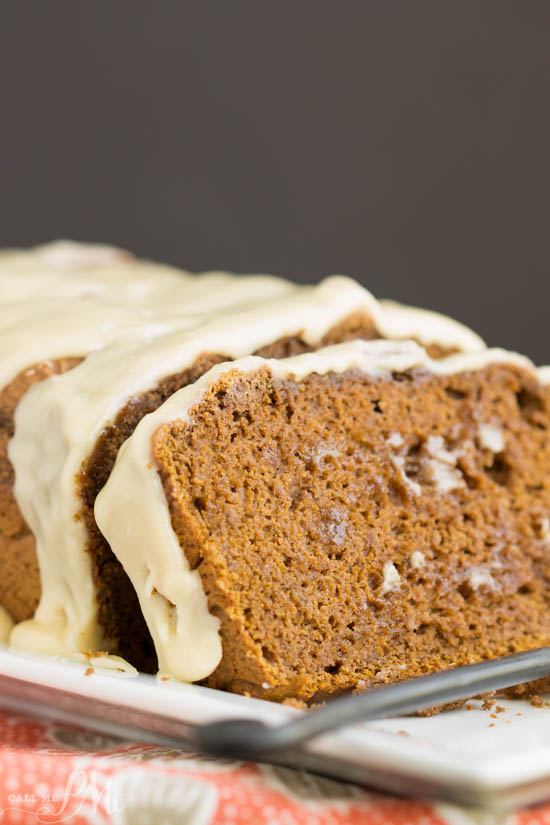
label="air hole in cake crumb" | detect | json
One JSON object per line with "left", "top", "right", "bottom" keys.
{"left": 368, "top": 572, "right": 382, "bottom": 590}
{"left": 285, "top": 404, "right": 294, "bottom": 421}
{"left": 484, "top": 455, "right": 512, "bottom": 487}
{"left": 518, "top": 584, "right": 534, "bottom": 595}
{"left": 516, "top": 389, "right": 544, "bottom": 413}
{"left": 371, "top": 399, "right": 383, "bottom": 413}
{"left": 261, "top": 646, "right": 275, "bottom": 664}
{"left": 445, "top": 387, "right": 467, "bottom": 400}
{"left": 193, "top": 496, "right": 206, "bottom": 513}
{"left": 215, "top": 389, "right": 227, "bottom": 406}
{"left": 324, "top": 662, "right": 342, "bottom": 674}
{"left": 458, "top": 582, "right": 474, "bottom": 601}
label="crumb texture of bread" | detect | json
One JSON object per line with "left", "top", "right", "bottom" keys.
{"left": 151, "top": 362, "right": 550, "bottom": 703}
{"left": 78, "top": 317, "right": 381, "bottom": 670}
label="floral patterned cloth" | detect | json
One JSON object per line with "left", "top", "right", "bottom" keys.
{"left": 0, "top": 708, "right": 547, "bottom": 825}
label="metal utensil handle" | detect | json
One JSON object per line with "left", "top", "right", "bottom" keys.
{"left": 193, "top": 647, "right": 550, "bottom": 757}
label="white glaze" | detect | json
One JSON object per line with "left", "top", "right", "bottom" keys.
{"left": 95, "top": 339, "right": 538, "bottom": 682}
{"left": 0, "top": 241, "right": 294, "bottom": 390}
{"left": 377, "top": 299, "right": 484, "bottom": 352}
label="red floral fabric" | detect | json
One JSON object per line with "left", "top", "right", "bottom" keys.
{"left": 0, "top": 708, "right": 544, "bottom": 825}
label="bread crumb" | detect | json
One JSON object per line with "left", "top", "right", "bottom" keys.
{"left": 494, "top": 705, "right": 508, "bottom": 714}
{"left": 81, "top": 649, "right": 109, "bottom": 659}
{"left": 489, "top": 723, "right": 495, "bottom": 727}
{"left": 397, "top": 730, "right": 410, "bottom": 736}
{"left": 84, "top": 667, "right": 94, "bottom": 676}
{"left": 160, "top": 676, "right": 170, "bottom": 681}
{"left": 282, "top": 697, "right": 308, "bottom": 709}
{"left": 490, "top": 713, "right": 497, "bottom": 719}
{"left": 531, "top": 695, "right": 544, "bottom": 707}
{"left": 465, "top": 703, "right": 476, "bottom": 710}
{"left": 482, "top": 698, "right": 496, "bottom": 710}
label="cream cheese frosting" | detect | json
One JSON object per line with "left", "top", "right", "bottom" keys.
{"left": 9, "top": 275, "right": 485, "bottom": 662}
{"left": 0, "top": 240, "right": 485, "bottom": 393}
{"left": 0, "top": 241, "right": 294, "bottom": 390}
{"left": 94, "top": 339, "right": 538, "bottom": 682}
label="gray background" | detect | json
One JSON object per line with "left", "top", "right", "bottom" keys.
{"left": 1, "top": 2, "right": 548, "bottom": 360}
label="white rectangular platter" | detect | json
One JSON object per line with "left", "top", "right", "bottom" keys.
{"left": 0, "top": 646, "right": 549, "bottom": 810}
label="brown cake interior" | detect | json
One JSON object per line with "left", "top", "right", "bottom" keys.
{"left": 77, "top": 314, "right": 386, "bottom": 669}
{"left": 151, "top": 361, "right": 550, "bottom": 703}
